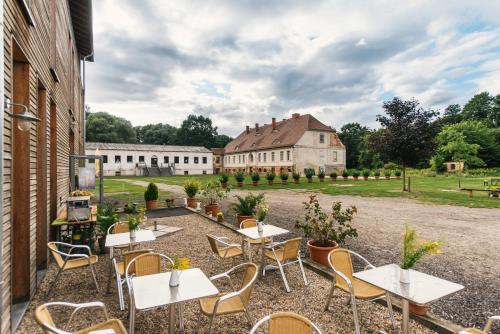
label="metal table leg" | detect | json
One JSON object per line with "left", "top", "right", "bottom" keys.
{"left": 169, "top": 304, "right": 176, "bottom": 334}
{"left": 259, "top": 240, "right": 265, "bottom": 278}
{"left": 402, "top": 299, "right": 410, "bottom": 334}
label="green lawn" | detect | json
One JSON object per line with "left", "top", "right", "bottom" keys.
{"left": 98, "top": 174, "right": 500, "bottom": 208}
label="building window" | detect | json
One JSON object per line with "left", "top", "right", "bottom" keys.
{"left": 332, "top": 151, "right": 338, "bottom": 162}
{"left": 203, "top": 157, "right": 207, "bottom": 164}
{"left": 263, "top": 153, "right": 267, "bottom": 162}
{"left": 319, "top": 133, "right": 325, "bottom": 144}
{"left": 280, "top": 151, "right": 284, "bottom": 161}
{"left": 203, "top": 170, "right": 207, "bottom": 174}
{"left": 102, "top": 155, "right": 108, "bottom": 163}
{"left": 271, "top": 152, "right": 275, "bottom": 162}
{"left": 194, "top": 157, "right": 199, "bottom": 164}
{"left": 233, "top": 156, "right": 235, "bottom": 163}
{"left": 127, "top": 155, "right": 133, "bottom": 163}
{"left": 89, "top": 158, "right": 95, "bottom": 163}
{"left": 287, "top": 150, "right": 291, "bottom": 161}
{"left": 215, "top": 157, "right": 220, "bottom": 163}
{"left": 243, "top": 155, "right": 245, "bottom": 163}
{"left": 139, "top": 156, "right": 145, "bottom": 162}
{"left": 238, "top": 155, "right": 241, "bottom": 164}
{"left": 258, "top": 153, "right": 261, "bottom": 162}
{"left": 115, "top": 155, "right": 121, "bottom": 163}
{"left": 184, "top": 156, "right": 189, "bottom": 164}
{"left": 184, "top": 171, "right": 189, "bottom": 175}
{"left": 174, "top": 156, "right": 179, "bottom": 164}
{"left": 164, "top": 156, "right": 169, "bottom": 164}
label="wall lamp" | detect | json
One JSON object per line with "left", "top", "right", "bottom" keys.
{"left": 4, "top": 96, "right": 40, "bottom": 131}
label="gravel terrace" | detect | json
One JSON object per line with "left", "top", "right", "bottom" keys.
{"left": 18, "top": 212, "right": 434, "bottom": 334}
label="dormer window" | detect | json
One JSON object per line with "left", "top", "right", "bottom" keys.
{"left": 251, "top": 143, "right": 256, "bottom": 147}
{"left": 272, "top": 139, "right": 280, "bottom": 145}
{"left": 235, "top": 145, "right": 239, "bottom": 151}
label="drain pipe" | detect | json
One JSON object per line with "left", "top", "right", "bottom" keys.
{"left": 0, "top": 1, "right": 6, "bottom": 331}
{"left": 82, "top": 52, "right": 93, "bottom": 152}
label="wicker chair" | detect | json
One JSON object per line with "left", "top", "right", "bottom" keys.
{"left": 262, "top": 237, "right": 308, "bottom": 292}
{"left": 459, "top": 316, "right": 500, "bottom": 334}
{"left": 47, "top": 242, "right": 99, "bottom": 296}
{"left": 207, "top": 234, "right": 244, "bottom": 268}
{"left": 34, "top": 301, "right": 127, "bottom": 334}
{"left": 240, "top": 218, "right": 272, "bottom": 261}
{"left": 324, "top": 249, "right": 396, "bottom": 334}
{"left": 107, "top": 221, "right": 133, "bottom": 258}
{"left": 112, "top": 249, "right": 153, "bottom": 310}
{"left": 197, "top": 262, "right": 258, "bottom": 334}
{"left": 250, "top": 312, "right": 322, "bottom": 334}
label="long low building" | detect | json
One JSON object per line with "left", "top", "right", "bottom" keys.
{"left": 85, "top": 142, "right": 213, "bottom": 176}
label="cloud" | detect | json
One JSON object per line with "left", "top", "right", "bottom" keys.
{"left": 87, "top": 0, "right": 500, "bottom": 136}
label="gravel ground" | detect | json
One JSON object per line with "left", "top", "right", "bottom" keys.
{"left": 18, "top": 212, "right": 435, "bottom": 334}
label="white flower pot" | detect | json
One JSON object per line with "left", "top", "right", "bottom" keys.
{"left": 169, "top": 269, "right": 180, "bottom": 287}
{"left": 400, "top": 268, "right": 410, "bottom": 284}
{"left": 257, "top": 221, "right": 264, "bottom": 233}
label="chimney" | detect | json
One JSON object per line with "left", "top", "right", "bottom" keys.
{"left": 246, "top": 125, "right": 250, "bottom": 134}
{"left": 272, "top": 117, "right": 277, "bottom": 130}
{"left": 255, "top": 123, "right": 259, "bottom": 133}
{"left": 292, "top": 113, "right": 300, "bottom": 119}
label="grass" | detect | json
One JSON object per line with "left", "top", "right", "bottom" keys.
{"left": 93, "top": 178, "right": 171, "bottom": 204}
{"left": 97, "top": 174, "right": 500, "bottom": 209}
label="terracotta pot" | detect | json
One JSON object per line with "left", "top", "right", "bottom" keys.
{"left": 343, "top": 177, "right": 349, "bottom": 181}
{"left": 268, "top": 180, "right": 274, "bottom": 186}
{"left": 204, "top": 203, "right": 219, "bottom": 216}
{"left": 293, "top": 179, "right": 300, "bottom": 184}
{"left": 353, "top": 176, "right": 359, "bottom": 181}
{"left": 385, "top": 176, "right": 390, "bottom": 180}
{"left": 307, "top": 177, "right": 313, "bottom": 183}
{"left": 252, "top": 181, "right": 258, "bottom": 186}
{"left": 237, "top": 181, "right": 243, "bottom": 187}
{"left": 221, "top": 181, "right": 228, "bottom": 188}
{"left": 187, "top": 197, "right": 197, "bottom": 209}
{"left": 307, "top": 240, "right": 339, "bottom": 267}
{"left": 396, "top": 176, "right": 401, "bottom": 180}
{"left": 375, "top": 176, "right": 380, "bottom": 180}
{"left": 281, "top": 180, "right": 288, "bottom": 185}
{"left": 146, "top": 200, "right": 158, "bottom": 209}
{"left": 409, "top": 303, "right": 428, "bottom": 316}
{"left": 319, "top": 177, "right": 325, "bottom": 182}
{"left": 331, "top": 177, "right": 337, "bottom": 182}
{"left": 236, "top": 214, "right": 254, "bottom": 226}
{"left": 363, "top": 177, "right": 368, "bottom": 181}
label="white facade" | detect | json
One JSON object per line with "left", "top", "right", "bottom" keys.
{"left": 85, "top": 142, "right": 213, "bottom": 176}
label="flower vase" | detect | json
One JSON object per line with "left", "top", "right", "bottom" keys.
{"left": 400, "top": 268, "right": 410, "bottom": 284}
{"left": 257, "top": 221, "right": 264, "bottom": 233}
{"left": 169, "top": 269, "right": 180, "bottom": 287}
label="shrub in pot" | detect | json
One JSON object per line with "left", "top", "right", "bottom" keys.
{"left": 292, "top": 172, "right": 300, "bottom": 184}
{"left": 234, "top": 171, "right": 245, "bottom": 187}
{"left": 330, "top": 171, "right": 337, "bottom": 182}
{"left": 296, "top": 195, "right": 357, "bottom": 267}
{"left": 184, "top": 178, "right": 201, "bottom": 209}
{"left": 198, "top": 181, "right": 228, "bottom": 216}
{"left": 374, "top": 170, "right": 381, "bottom": 180}
{"left": 304, "top": 168, "right": 315, "bottom": 183}
{"left": 251, "top": 172, "right": 260, "bottom": 186}
{"left": 219, "top": 173, "right": 229, "bottom": 188}
{"left": 362, "top": 169, "right": 370, "bottom": 181}
{"left": 280, "top": 172, "right": 289, "bottom": 184}
{"left": 342, "top": 169, "right": 349, "bottom": 181}
{"left": 144, "top": 182, "right": 159, "bottom": 209}
{"left": 384, "top": 170, "right": 392, "bottom": 180}
{"left": 230, "top": 193, "right": 264, "bottom": 226}
{"left": 96, "top": 201, "right": 119, "bottom": 254}
{"left": 318, "top": 170, "right": 326, "bottom": 182}
{"left": 127, "top": 208, "right": 145, "bottom": 239}
{"left": 395, "top": 170, "right": 402, "bottom": 180}
{"left": 266, "top": 172, "right": 276, "bottom": 186}
{"left": 352, "top": 170, "right": 360, "bottom": 181}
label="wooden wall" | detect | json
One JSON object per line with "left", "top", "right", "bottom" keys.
{"left": 3, "top": 0, "right": 86, "bottom": 332}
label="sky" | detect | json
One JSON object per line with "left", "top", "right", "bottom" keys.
{"left": 86, "top": 0, "right": 500, "bottom": 137}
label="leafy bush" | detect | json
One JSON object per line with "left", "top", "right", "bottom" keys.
{"left": 362, "top": 170, "right": 370, "bottom": 177}
{"left": 318, "top": 170, "right": 326, "bottom": 179}
{"left": 304, "top": 168, "right": 315, "bottom": 179}
{"left": 230, "top": 193, "right": 264, "bottom": 216}
{"left": 198, "top": 181, "right": 228, "bottom": 205}
{"left": 384, "top": 162, "right": 400, "bottom": 170}
{"left": 183, "top": 178, "right": 201, "bottom": 198}
{"left": 330, "top": 171, "right": 337, "bottom": 178}
{"left": 395, "top": 170, "right": 402, "bottom": 177}
{"left": 374, "top": 170, "right": 381, "bottom": 177}
{"left": 251, "top": 172, "right": 260, "bottom": 182}
{"left": 280, "top": 172, "right": 289, "bottom": 181}
{"left": 384, "top": 170, "right": 392, "bottom": 177}
{"left": 96, "top": 201, "right": 119, "bottom": 236}
{"left": 144, "top": 182, "right": 159, "bottom": 201}
{"left": 292, "top": 172, "right": 300, "bottom": 180}
{"left": 234, "top": 171, "right": 245, "bottom": 182}
{"left": 342, "top": 170, "right": 349, "bottom": 178}
{"left": 219, "top": 173, "right": 229, "bottom": 183}
{"left": 352, "top": 170, "right": 361, "bottom": 178}
{"left": 266, "top": 172, "right": 276, "bottom": 181}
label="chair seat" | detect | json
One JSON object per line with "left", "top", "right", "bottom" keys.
{"left": 245, "top": 237, "right": 272, "bottom": 245}
{"left": 199, "top": 294, "right": 245, "bottom": 316}
{"left": 63, "top": 255, "right": 98, "bottom": 270}
{"left": 217, "top": 246, "right": 243, "bottom": 258}
{"left": 462, "top": 329, "right": 485, "bottom": 334}
{"left": 75, "top": 319, "right": 127, "bottom": 334}
{"left": 115, "top": 261, "right": 125, "bottom": 276}
{"left": 336, "top": 277, "right": 385, "bottom": 299}
{"left": 263, "top": 247, "right": 289, "bottom": 262}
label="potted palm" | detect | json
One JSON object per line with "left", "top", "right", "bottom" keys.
{"left": 96, "top": 201, "right": 119, "bottom": 254}
{"left": 198, "top": 181, "right": 228, "bottom": 216}
{"left": 144, "top": 182, "right": 159, "bottom": 209}
{"left": 374, "top": 170, "right": 381, "bottom": 180}
{"left": 362, "top": 169, "right": 370, "bottom": 181}
{"left": 395, "top": 170, "right": 402, "bottom": 180}
{"left": 184, "top": 178, "right": 201, "bottom": 209}
{"left": 280, "top": 172, "right": 289, "bottom": 185}
{"left": 219, "top": 173, "right": 229, "bottom": 188}
{"left": 384, "top": 170, "right": 392, "bottom": 180}
{"left": 251, "top": 172, "right": 260, "bottom": 186}
{"left": 318, "top": 170, "right": 325, "bottom": 182}
{"left": 230, "top": 193, "right": 264, "bottom": 226}
{"left": 266, "top": 172, "right": 276, "bottom": 186}
{"left": 304, "top": 168, "right": 315, "bottom": 183}
{"left": 342, "top": 169, "right": 349, "bottom": 181}
{"left": 330, "top": 171, "right": 337, "bottom": 182}
{"left": 234, "top": 171, "right": 245, "bottom": 187}
{"left": 296, "top": 195, "right": 358, "bottom": 267}
{"left": 292, "top": 172, "right": 300, "bottom": 184}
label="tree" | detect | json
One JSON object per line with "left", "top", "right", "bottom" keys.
{"left": 462, "top": 92, "right": 497, "bottom": 127}
{"left": 86, "top": 112, "right": 137, "bottom": 143}
{"left": 135, "top": 123, "right": 178, "bottom": 145}
{"left": 176, "top": 114, "right": 219, "bottom": 148}
{"left": 369, "top": 97, "right": 438, "bottom": 190}
{"left": 338, "top": 123, "right": 370, "bottom": 168}
{"left": 213, "top": 134, "right": 233, "bottom": 148}
{"left": 438, "top": 104, "right": 463, "bottom": 126}
{"left": 432, "top": 127, "right": 484, "bottom": 170}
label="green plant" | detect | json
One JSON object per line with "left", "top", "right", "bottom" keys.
{"left": 127, "top": 207, "right": 145, "bottom": 231}
{"left": 183, "top": 178, "right": 201, "bottom": 198}
{"left": 251, "top": 172, "right": 260, "bottom": 182}
{"left": 219, "top": 173, "right": 229, "bottom": 183}
{"left": 96, "top": 201, "right": 119, "bottom": 236}
{"left": 144, "top": 182, "right": 159, "bottom": 201}
{"left": 401, "top": 224, "right": 441, "bottom": 269}
{"left": 395, "top": 170, "right": 402, "bottom": 177}
{"left": 234, "top": 171, "right": 245, "bottom": 182}
{"left": 362, "top": 170, "right": 371, "bottom": 177}
{"left": 280, "top": 172, "right": 289, "bottom": 181}
{"left": 266, "top": 172, "right": 276, "bottom": 181}
{"left": 123, "top": 202, "right": 138, "bottom": 214}
{"left": 230, "top": 193, "right": 264, "bottom": 216}
{"left": 304, "top": 168, "right": 315, "bottom": 179}
{"left": 256, "top": 199, "right": 269, "bottom": 222}
{"left": 292, "top": 172, "right": 300, "bottom": 180}
{"left": 374, "top": 170, "right": 381, "bottom": 177}
{"left": 342, "top": 170, "right": 349, "bottom": 178}
{"left": 384, "top": 170, "right": 392, "bottom": 177}
{"left": 318, "top": 170, "right": 326, "bottom": 179}
{"left": 330, "top": 171, "right": 337, "bottom": 178}
{"left": 198, "top": 181, "right": 228, "bottom": 205}
{"left": 352, "top": 170, "right": 361, "bottom": 178}
{"left": 295, "top": 195, "right": 358, "bottom": 247}
{"left": 384, "top": 162, "right": 400, "bottom": 170}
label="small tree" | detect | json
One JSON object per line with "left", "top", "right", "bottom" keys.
{"left": 144, "top": 182, "right": 159, "bottom": 201}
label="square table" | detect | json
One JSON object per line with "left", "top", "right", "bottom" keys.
{"left": 105, "top": 230, "right": 156, "bottom": 248}
{"left": 130, "top": 268, "right": 219, "bottom": 334}
{"left": 354, "top": 264, "right": 464, "bottom": 334}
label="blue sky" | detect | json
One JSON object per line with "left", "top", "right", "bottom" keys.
{"left": 86, "top": 0, "right": 500, "bottom": 137}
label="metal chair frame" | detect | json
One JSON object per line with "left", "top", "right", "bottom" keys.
{"left": 324, "top": 249, "right": 396, "bottom": 334}
{"left": 207, "top": 234, "right": 244, "bottom": 268}
{"left": 47, "top": 242, "right": 99, "bottom": 296}
{"left": 250, "top": 312, "right": 323, "bottom": 334}
{"left": 459, "top": 315, "right": 500, "bottom": 334}
{"left": 239, "top": 219, "right": 272, "bottom": 261}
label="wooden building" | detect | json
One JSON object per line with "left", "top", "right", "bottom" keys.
{"left": 1, "top": 1, "right": 93, "bottom": 332}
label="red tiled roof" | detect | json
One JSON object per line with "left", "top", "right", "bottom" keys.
{"left": 224, "top": 114, "right": 340, "bottom": 153}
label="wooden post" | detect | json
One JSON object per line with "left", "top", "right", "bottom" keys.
{"left": 408, "top": 176, "right": 411, "bottom": 192}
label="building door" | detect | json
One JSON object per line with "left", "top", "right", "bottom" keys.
{"left": 36, "top": 84, "right": 48, "bottom": 270}
{"left": 11, "top": 43, "right": 31, "bottom": 302}
{"left": 151, "top": 156, "right": 158, "bottom": 167}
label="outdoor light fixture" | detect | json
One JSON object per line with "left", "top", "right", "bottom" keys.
{"left": 4, "top": 97, "right": 40, "bottom": 131}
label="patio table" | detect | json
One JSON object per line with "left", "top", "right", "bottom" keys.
{"left": 129, "top": 268, "right": 219, "bottom": 334}
{"left": 353, "top": 264, "right": 464, "bottom": 334}
{"left": 105, "top": 230, "right": 156, "bottom": 248}
{"left": 236, "top": 224, "right": 290, "bottom": 277}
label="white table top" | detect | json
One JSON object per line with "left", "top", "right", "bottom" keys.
{"left": 131, "top": 268, "right": 219, "bottom": 310}
{"left": 105, "top": 230, "right": 156, "bottom": 247}
{"left": 236, "top": 224, "right": 290, "bottom": 240}
{"left": 353, "top": 264, "right": 464, "bottom": 305}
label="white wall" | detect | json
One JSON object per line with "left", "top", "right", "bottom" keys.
{"left": 223, "top": 147, "right": 294, "bottom": 171}
{"left": 294, "top": 131, "right": 345, "bottom": 174}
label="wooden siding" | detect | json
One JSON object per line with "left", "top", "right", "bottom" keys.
{"left": 3, "top": 0, "right": 86, "bottom": 332}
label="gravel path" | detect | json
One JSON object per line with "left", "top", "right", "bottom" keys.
{"left": 17, "top": 213, "right": 434, "bottom": 334}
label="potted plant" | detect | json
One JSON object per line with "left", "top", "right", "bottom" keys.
{"left": 352, "top": 170, "right": 360, "bottom": 181}
{"left": 400, "top": 224, "right": 441, "bottom": 315}
{"left": 395, "top": 170, "right": 402, "bottom": 180}
{"left": 216, "top": 212, "right": 224, "bottom": 223}
{"left": 96, "top": 201, "right": 119, "bottom": 254}
{"left": 330, "top": 171, "right": 337, "bottom": 182}
{"left": 296, "top": 195, "right": 358, "bottom": 267}
{"left": 374, "top": 170, "right": 381, "bottom": 180}
{"left": 280, "top": 172, "right": 289, "bottom": 185}
{"left": 251, "top": 172, "right": 260, "bottom": 186}
{"left": 318, "top": 170, "right": 326, "bottom": 182}
{"left": 198, "top": 181, "right": 228, "bottom": 216}
{"left": 292, "top": 172, "right": 300, "bottom": 184}
{"left": 266, "top": 172, "right": 276, "bottom": 186}
{"left": 144, "top": 182, "right": 159, "bottom": 209}
{"left": 255, "top": 199, "right": 269, "bottom": 233}
{"left": 362, "top": 169, "right": 370, "bottom": 181}
{"left": 304, "top": 168, "right": 315, "bottom": 183}
{"left": 123, "top": 202, "right": 138, "bottom": 214}
{"left": 165, "top": 197, "right": 175, "bottom": 207}
{"left": 127, "top": 208, "right": 145, "bottom": 239}
{"left": 235, "top": 171, "right": 245, "bottom": 187}
{"left": 384, "top": 170, "right": 392, "bottom": 180}
{"left": 230, "top": 193, "right": 264, "bottom": 226}
{"left": 219, "top": 173, "right": 229, "bottom": 188}
{"left": 183, "top": 178, "right": 201, "bottom": 209}
{"left": 342, "top": 169, "right": 349, "bottom": 181}
{"left": 167, "top": 257, "right": 191, "bottom": 287}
